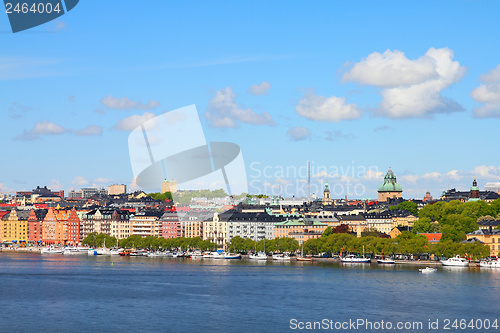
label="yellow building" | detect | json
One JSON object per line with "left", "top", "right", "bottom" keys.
{"left": 391, "top": 214, "right": 418, "bottom": 229}
{"left": 162, "top": 180, "right": 177, "bottom": 194}
{"left": 108, "top": 184, "right": 127, "bottom": 195}
{"left": 466, "top": 228, "right": 500, "bottom": 256}
{"left": 273, "top": 218, "right": 327, "bottom": 245}
{"left": 0, "top": 209, "right": 29, "bottom": 243}
{"left": 203, "top": 213, "right": 228, "bottom": 249}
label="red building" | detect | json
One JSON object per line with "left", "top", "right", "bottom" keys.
{"left": 27, "top": 209, "right": 47, "bottom": 244}
{"left": 66, "top": 209, "right": 81, "bottom": 245}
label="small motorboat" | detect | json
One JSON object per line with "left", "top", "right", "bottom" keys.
{"left": 296, "top": 256, "right": 313, "bottom": 262}
{"left": 419, "top": 267, "right": 437, "bottom": 273}
{"left": 377, "top": 258, "right": 395, "bottom": 264}
{"left": 341, "top": 254, "right": 370, "bottom": 263}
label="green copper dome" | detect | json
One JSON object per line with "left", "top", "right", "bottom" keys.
{"left": 378, "top": 168, "right": 403, "bottom": 192}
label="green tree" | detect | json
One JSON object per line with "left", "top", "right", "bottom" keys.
{"left": 392, "top": 201, "right": 419, "bottom": 216}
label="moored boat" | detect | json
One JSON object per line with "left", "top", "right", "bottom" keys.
{"left": 377, "top": 258, "right": 395, "bottom": 264}
{"left": 249, "top": 251, "right": 268, "bottom": 260}
{"left": 272, "top": 253, "right": 291, "bottom": 261}
{"left": 224, "top": 253, "right": 242, "bottom": 259}
{"left": 440, "top": 255, "right": 469, "bottom": 267}
{"left": 480, "top": 258, "right": 500, "bottom": 268}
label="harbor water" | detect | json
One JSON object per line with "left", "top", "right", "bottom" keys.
{"left": 1, "top": 252, "right": 499, "bottom": 332}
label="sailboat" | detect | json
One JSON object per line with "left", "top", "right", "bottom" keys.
{"left": 249, "top": 226, "right": 267, "bottom": 260}
{"left": 296, "top": 243, "right": 312, "bottom": 262}
{"left": 341, "top": 245, "right": 371, "bottom": 263}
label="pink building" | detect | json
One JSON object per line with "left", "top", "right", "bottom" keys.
{"left": 160, "top": 212, "right": 181, "bottom": 239}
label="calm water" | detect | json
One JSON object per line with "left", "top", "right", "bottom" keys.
{"left": 1, "top": 252, "right": 500, "bottom": 332}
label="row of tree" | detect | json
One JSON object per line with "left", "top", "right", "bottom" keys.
{"left": 303, "top": 231, "right": 490, "bottom": 260}
{"left": 82, "top": 233, "right": 217, "bottom": 251}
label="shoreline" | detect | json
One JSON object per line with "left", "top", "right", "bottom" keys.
{"left": 0, "top": 248, "right": 481, "bottom": 266}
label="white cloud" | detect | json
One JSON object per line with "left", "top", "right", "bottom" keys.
{"left": 94, "top": 177, "right": 112, "bottom": 184}
{"left": 114, "top": 112, "right": 157, "bottom": 131}
{"left": 343, "top": 47, "right": 466, "bottom": 118}
{"left": 247, "top": 81, "right": 271, "bottom": 95}
{"left": 479, "top": 64, "right": 500, "bottom": 83}
{"left": 205, "top": 87, "right": 275, "bottom": 128}
{"left": 472, "top": 65, "right": 500, "bottom": 118}
{"left": 286, "top": 126, "right": 310, "bottom": 141}
{"left": 275, "top": 177, "right": 290, "bottom": 186}
{"left": 363, "top": 170, "right": 383, "bottom": 181}
{"left": 296, "top": 90, "right": 361, "bottom": 122}
{"left": 472, "top": 165, "right": 500, "bottom": 181}
{"left": 312, "top": 170, "right": 330, "bottom": 178}
{"left": 72, "top": 176, "right": 89, "bottom": 186}
{"left": 74, "top": 125, "right": 103, "bottom": 136}
{"left": 47, "top": 179, "right": 63, "bottom": 191}
{"left": 15, "top": 121, "right": 67, "bottom": 140}
{"left": 101, "top": 95, "right": 160, "bottom": 110}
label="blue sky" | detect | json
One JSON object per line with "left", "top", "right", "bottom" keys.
{"left": 1, "top": 1, "right": 500, "bottom": 199}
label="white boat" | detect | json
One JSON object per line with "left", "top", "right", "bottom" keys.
{"left": 40, "top": 247, "right": 63, "bottom": 254}
{"left": 249, "top": 251, "right": 267, "bottom": 260}
{"left": 211, "top": 251, "right": 225, "bottom": 259}
{"left": 272, "top": 253, "right": 291, "bottom": 261}
{"left": 377, "top": 258, "right": 395, "bottom": 264}
{"left": 440, "top": 255, "right": 469, "bottom": 266}
{"left": 419, "top": 267, "right": 437, "bottom": 273}
{"left": 224, "top": 253, "right": 242, "bottom": 259}
{"left": 341, "top": 254, "right": 371, "bottom": 263}
{"left": 202, "top": 251, "right": 214, "bottom": 258}
{"left": 172, "top": 251, "right": 185, "bottom": 258}
{"left": 62, "top": 247, "right": 89, "bottom": 255}
{"left": 110, "top": 248, "right": 124, "bottom": 256}
{"left": 480, "top": 258, "right": 500, "bottom": 268}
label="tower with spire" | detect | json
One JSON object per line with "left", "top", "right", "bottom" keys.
{"left": 322, "top": 180, "right": 333, "bottom": 205}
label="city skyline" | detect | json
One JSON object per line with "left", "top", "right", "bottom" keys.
{"left": 2, "top": 1, "right": 500, "bottom": 198}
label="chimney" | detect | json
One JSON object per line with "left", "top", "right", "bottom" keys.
{"left": 490, "top": 225, "right": 493, "bottom": 234}
{"left": 363, "top": 200, "right": 367, "bottom": 213}
{"left": 345, "top": 195, "right": 347, "bottom": 202}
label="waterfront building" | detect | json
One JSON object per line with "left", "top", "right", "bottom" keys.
{"left": 203, "top": 213, "right": 228, "bottom": 249}
{"left": 108, "top": 184, "right": 127, "bottom": 195}
{"left": 42, "top": 208, "right": 67, "bottom": 245}
{"left": 377, "top": 168, "right": 403, "bottom": 202}
{"left": 1, "top": 209, "right": 29, "bottom": 244}
{"left": 181, "top": 211, "right": 210, "bottom": 238}
{"left": 66, "top": 209, "right": 81, "bottom": 245}
{"left": 82, "top": 208, "right": 131, "bottom": 240}
{"left": 129, "top": 210, "right": 163, "bottom": 237}
{"left": 273, "top": 217, "right": 327, "bottom": 245}
{"left": 27, "top": 209, "right": 47, "bottom": 244}
{"left": 223, "top": 209, "right": 287, "bottom": 243}
{"left": 467, "top": 227, "right": 500, "bottom": 256}
{"left": 159, "top": 212, "right": 182, "bottom": 239}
